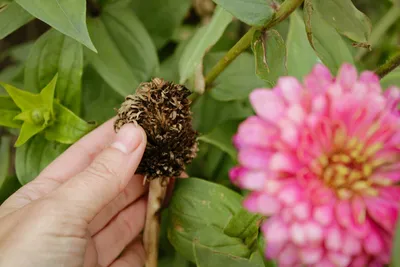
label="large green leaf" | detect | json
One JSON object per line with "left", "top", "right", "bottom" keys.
{"left": 45, "top": 102, "right": 95, "bottom": 144}
{"left": 213, "top": 0, "right": 275, "bottom": 26}
{"left": 304, "top": 0, "right": 354, "bottom": 74}
{"left": 82, "top": 67, "right": 123, "bottom": 124}
{"left": 179, "top": 6, "right": 232, "bottom": 84}
{"left": 0, "top": 136, "right": 20, "bottom": 203}
{"left": 311, "top": 0, "right": 371, "bottom": 44}
{"left": 0, "top": 96, "right": 22, "bottom": 128}
{"left": 204, "top": 52, "right": 265, "bottom": 101}
{"left": 286, "top": 11, "right": 319, "bottom": 79}
{"left": 194, "top": 243, "right": 265, "bottom": 267}
{"left": 192, "top": 93, "right": 253, "bottom": 134}
{"left": 86, "top": 5, "right": 159, "bottom": 96}
{"left": 16, "top": 134, "right": 68, "bottom": 185}
{"left": 25, "top": 29, "right": 83, "bottom": 114}
{"left": 0, "top": 1, "right": 33, "bottom": 39}
{"left": 393, "top": 216, "right": 400, "bottom": 267}
{"left": 14, "top": 0, "right": 96, "bottom": 51}
{"left": 131, "top": 0, "right": 191, "bottom": 49}
{"left": 381, "top": 67, "right": 400, "bottom": 90}
{"left": 198, "top": 120, "right": 239, "bottom": 161}
{"left": 168, "top": 178, "right": 262, "bottom": 263}
{"left": 251, "top": 29, "right": 287, "bottom": 86}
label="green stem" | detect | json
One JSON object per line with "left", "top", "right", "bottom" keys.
{"left": 356, "top": 6, "right": 400, "bottom": 61}
{"left": 375, "top": 51, "right": 400, "bottom": 78}
{"left": 204, "top": 0, "right": 304, "bottom": 88}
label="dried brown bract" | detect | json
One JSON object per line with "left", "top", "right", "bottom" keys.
{"left": 114, "top": 78, "right": 198, "bottom": 181}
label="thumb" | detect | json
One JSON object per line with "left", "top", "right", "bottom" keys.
{"left": 52, "top": 123, "right": 147, "bottom": 221}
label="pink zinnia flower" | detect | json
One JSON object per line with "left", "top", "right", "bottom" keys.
{"left": 230, "top": 64, "right": 400, "bottom": 267}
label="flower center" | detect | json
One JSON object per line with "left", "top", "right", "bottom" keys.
{"left": 310, "top": 137, "right": 390, "bottom": 200}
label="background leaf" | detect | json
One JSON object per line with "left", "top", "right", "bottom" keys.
{"left": 311, "top": 0, "right": 371, "bottom": 44}
{"left": 86, "top": 5, "right": 159, "bottom": 96}
{"left": 251, "top": 29, "right": 287, "bottom": 86}
{"left": 380, "top": 67, "right": 400, "bottom": 89}
{"left": 81, "top": 66, "right": 123, "bottom": 124}
{"left": 286, "top": 11, "right": 319, "bottom": 79}
{"left": 0, "top": 1, "right": 33, "bottom": 39}
{"left": 131, "top": 0, "right": 191, "bottom": 49}
{"left": 0, "top": 96, "right": 22, "bottom": 128}
{"left": 16, "top": 134, "right": 68, "bottom": 185}
{"left": 198, "top": 120, "right": 239, "bottom": 161}
{"left": 204, "top": 52, "right": 265, "bottom": 101}
{"left": 0, "top": 136, "right": 20, "bottom": 203}
{"left": 14, "top": 0, "right": 96, "bottom": 51}
{"left": 179, "top": 6, "right": 232, "bottom": 84}
{"left": 25, "top": 29, "right": 83, "bottom": 114}
{"left": 168, "top": 178, "right": 257, "bottom": 263}
{"left": 213, "top": 0, "right": 275, "bottom": 26}
{"left": 304, "top": 0, "right": 354, "bottom": 74}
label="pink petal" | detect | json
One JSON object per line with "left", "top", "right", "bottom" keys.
{"left": 364, "top": 197, "right": 398, "bottom": 232}
{"left": 326, "top": 226, "right": 343, "bottom": 251}
{"left": 243, "top": 192, "right": 280, "bottom": 215}
{"left": 337, "top": 63, "right": 358, "bottom": 90}
{"left": 287, "top": 104, "right": 306, "bottom": 125}
{"left": 349, "top": 255, "right": 368, "bottom": 267}
{"left": 304, "top": 64, "right": 333, "bottom": 93}
{"left": 262, "top": 218, "right": 289, "bottom": 243}
{"left": 277, "top": 184, "right": 302, "bottom": 205}
{"left": 278, "top": 119, "right": 299, "bottom": 147}
{"left": 269, "top": 152, "right": 298, "bottom": 173}
{"left": 313, "top": 205, "right": 333, "bottom": 226}
{"left": 238, "top": 148, "right": 271, "bottom": 170}
{"left": 300, "top": 247, "right": 323, "bottom": 265}
{"left": 290, "top": 222, "right": 306, "bottom": 245}
{"left": 364, "top": 230, "right": 384, "bottom": 255}
{"left": 342, "top": 234, "right": 362, "bottom": 256}
{"left": 235, "top": 116, "right": 277, "bottom": 148}
{"left": 276, "top": 76, "right": 303, "bottom": 103}
{"left": 239, "top": 170, "right": 267, "bottom": 190}
{"left": 278, "top": 244, "right": 298, "bottom": 265}
{"left": 359, "top": 71, "right": 381, "bottom": 93}
{"left": 292, "top": 202, "right": 311, "bottom": 221}
{"left": 304, "top": 221, "right": 323, "bottom": 244}
{"left": 351, "top": 196, "right": 366, "bottom": 224}
{"left": 250, "top": 89, "right": 285, "bottom": 122}
{"left": 328, "top": 252, "right": 351, "bottom": 267}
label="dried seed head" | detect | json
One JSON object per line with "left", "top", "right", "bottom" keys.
{"left": 114, "top": 78, "right": 198, "bottom": 180}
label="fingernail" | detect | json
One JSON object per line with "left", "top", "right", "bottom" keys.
{"left": 111, "top": 124, "right": 143, "bottom": 154}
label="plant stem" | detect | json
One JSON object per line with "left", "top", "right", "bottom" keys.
{"left": 143, "top": 178, "right": 169, "bottom": 267}
{"left": 375, "top": 51, "right": 400, "bottom": 78}
{"left": 203, "top": 0, "right": 304, "bottom": 88}
{"left": 356, "top": 6, "right": 400, "bottom": 61}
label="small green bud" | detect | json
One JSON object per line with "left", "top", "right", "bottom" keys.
{"left": 31, "top": 109, "right": 45, "bottom": 125}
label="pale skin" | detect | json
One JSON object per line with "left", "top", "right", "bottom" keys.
{"left": 0, "top": 119, "right": 149, "bottom": 267}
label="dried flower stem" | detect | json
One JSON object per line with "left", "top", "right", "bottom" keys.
{"left": 144, "top": 178, "right": 169, "bottom": 267}
{"left": 204, "top": 0, "right": 304, "bottom": 88}
{"left": 375, "top": 51, "right": 400, "bottom": 78}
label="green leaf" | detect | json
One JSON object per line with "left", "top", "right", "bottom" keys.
{"left": 0, "top": 136, "right": 10, "bottom": 184}
{"left": 204, "top": 52, "right": 265, "bottom": 101}
{"left": 251, "top": 29, "right": 287, "bottom": 86}
{"left": 15, "top": 134, "right": 68, "bottom": 185}
{"left": 0, "top": 1, "right": 33, "bottom": 39}
{"left": 131, "top": 0, "right": 191, "bottom": 49}
{"left": 0, "top": 96, "right": 22, "bottom": 128}
{"left": 0, "top": 136, "right": 20, "bottom": 203}
{"left": 213, "top": 0, "right": 275, "bottom": 26}
{"left": 86, "top": 5, "right": 159, "bottom": 96}
{"left": 25, "top": 29, "right": 83, "bottom": 114}
{"left": 198, "top": 120, "right": 239, "bottom": 161}
{"left": 286, "top": 11, "right": 319, "bottom": 79}
{"left": 311, "top": 0, "right": 371, "bottom": 44}
{"left": 179, "top": 6, "right": 232, "bottom": 84}
{"left": 192, "top": 93, "right": 253, "bottom": 134}
{"left": 45, "top": 102, "right": 95, "bottom": 144}
{"left": 82, "top": 67, "right": 123, "bottom": 124}
{"left": 14, "top": 0, "right": 96, "bottom": 51}
{"left": 1, "top": 75, "right": 57, "bottom": 112}
{"left": 393, "top": 215, "right": 400, "bottom": 267}
{"left": 15, "top": 120, "right": 45, "bottom": 147}
{"left": 381, "top": 67, "right": 400, "bottom": 90}
{"left": 224, "top": 209, "right": 263, "bottom": 245}
{"left": 304, "top": 0, "right": 354, "bottom": 75}
{"left": 194, "top": 243, "right": 265, "bottom": 267}
{"left": 168, "top": 178, "right": 251, "bottom": 262}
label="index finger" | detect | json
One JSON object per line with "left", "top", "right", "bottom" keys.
{"left": 37, "top": 118, "right": 117, "bottom": 183}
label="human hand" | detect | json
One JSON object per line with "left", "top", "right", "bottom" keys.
{"left": 0, "top": 119, "right": 148, "bottom": 267}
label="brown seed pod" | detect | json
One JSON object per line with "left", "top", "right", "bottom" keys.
{"left": 114, "top": 78, "right": 198, "bottom": 181}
